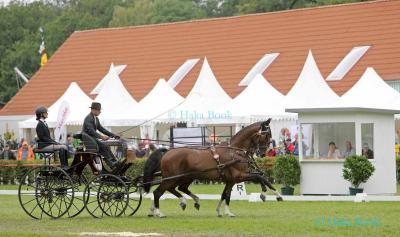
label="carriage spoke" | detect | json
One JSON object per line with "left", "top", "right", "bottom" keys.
{"left": 22, "top": 197, "right": 37, "bottom": 206}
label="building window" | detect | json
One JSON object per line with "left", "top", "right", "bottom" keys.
{"left": 300, "top": 123, "right": 355, "bottom": 159}
{"left": 361, "top": 123, "right": 374, "bottom": 159}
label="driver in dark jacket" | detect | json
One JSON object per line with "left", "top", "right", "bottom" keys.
{"left": 35, "top": 106, "right": 69, "bottom": 169}
{"left": 82, "top": 102, "right": 119, "bottom": 169}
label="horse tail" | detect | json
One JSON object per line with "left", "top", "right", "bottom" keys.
{"left": 143, "top": 148, "right": 168, "bottom": 193}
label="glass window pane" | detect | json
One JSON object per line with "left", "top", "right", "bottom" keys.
{"left": 361, "top": 123, "right": 374, "bottom": 159}
{"left": 300, "top": 123, "right": 355, "bottom": 159}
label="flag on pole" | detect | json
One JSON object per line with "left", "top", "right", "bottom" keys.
{"left": 54, "top": 101, "right": 71, "bottom": 143}
{"left": 39, "top": 27, "right": 48, "bottom": 66}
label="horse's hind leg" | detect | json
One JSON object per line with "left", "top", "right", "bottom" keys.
{"left": 152, "top": 181, "right": 177, "bottom": 218}
{"left": 178, "top": 180, "right": 200, "bottom": 210}
{"left": 168, "top": 188, "right": 187, "bottom": 211}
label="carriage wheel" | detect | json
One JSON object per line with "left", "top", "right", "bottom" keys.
{"left": 84, "top": 174, "right": 129, "bottom": 218}
{"left": 123, "top": 177, "right": 142, "bottom": 216}
{"left": 65, "top": 173, "right": 88, "bottom": 218}
{"left": 18, "top": 166, "right": 74, "bottom": 219}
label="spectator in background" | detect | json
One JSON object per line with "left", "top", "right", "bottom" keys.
{"left": 18, "top": 138, "right": 25, "bottom": 149}
{"left": 65, "top": 133, "right": 76, "bottom": 158}
{"left": 327, "top": 141, "right": 341, "bottom": 158}
{"left": 342, "top": 141, "right": 355, "bottom": 158}
{"left": 0, "top": 135, "right": 4, "bottom": 150}
{"left": 17, "top": 141, "right": 35, "bottom": 161}
{"left": 285, "top": 138, "right": 295, "bottom": 154}
{"left": 293, "top": 134, "right": 309, "bottom": 157}
{"left": 135, "top": 143, "right": 146, "bottom": 158}
{"left": 362, "top": 143, "right": 374, "bottom": 159}
{"left": 0, "top": 144, "right": 16, "bottom": 160}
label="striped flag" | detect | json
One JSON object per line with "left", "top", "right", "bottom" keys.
{"left": 38, "top": 27, "right": 47, "bottom": 66}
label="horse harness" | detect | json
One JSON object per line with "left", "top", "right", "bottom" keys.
{"left": 209, "top": 145, "right": 260, "bottom": 180}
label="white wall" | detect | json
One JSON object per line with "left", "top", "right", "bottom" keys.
{"left": 299, "top": 111, "right": 397, "bottom": 195}
{"left": 0, "top": 115, "right": 31, "bottom": 141}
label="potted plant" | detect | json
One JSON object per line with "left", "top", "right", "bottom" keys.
{"left": 274, "top": 154, "right": 301, "bottom": 195}
{"left": 342, "top": 155, "right": 375, "bottom": 195}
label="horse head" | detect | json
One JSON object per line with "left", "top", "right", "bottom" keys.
{"left": 254, "top": 118, "right": 272, "bottom": 157}
{"left": 230, "top": 118, "right": 272, "bottom": 156}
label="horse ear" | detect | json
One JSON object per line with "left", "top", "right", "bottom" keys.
{"left": 265, "top": 118, "right": 271, "bottom": 125}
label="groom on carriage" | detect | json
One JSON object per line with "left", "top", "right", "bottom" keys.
{"left": 82, "top": 102, "right": 120, "bottom": 170}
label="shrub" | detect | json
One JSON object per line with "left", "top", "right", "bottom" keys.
{"left": 0, "top": 158, "right": 148, "bottom": 184}
{"left": 396, "top": 156, "right": 400, "bottom": 184}
{"left": 255, "top": 156, "right": 275, "bottom": 183}
{"left": 274, "top": 154, "right": 301, "bottom": 187}
{"left": 343, "top": 155, "right": 375, "bottom": 188}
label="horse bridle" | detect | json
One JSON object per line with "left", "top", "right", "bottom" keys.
{"left": 248, "top": 124, "right": 272, "bottom": 156}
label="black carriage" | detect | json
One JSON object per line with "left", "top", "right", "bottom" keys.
{"left": 18, "top": 133, "right": 142, "bottom": 219}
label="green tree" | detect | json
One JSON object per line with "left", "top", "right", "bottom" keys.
{"left": 109, "top": 0, "right": 207, "bottom": 27}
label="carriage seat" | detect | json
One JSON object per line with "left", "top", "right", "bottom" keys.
{"left": 33, "top": 148, "right": 56, "bottom": 154}
{"left": 73, "top": 132, "right": 99, "bottom": 153}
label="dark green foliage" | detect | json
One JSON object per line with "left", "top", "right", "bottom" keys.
{"left": 342, "top": 155, "right": 375, "bottom": 188}
{"left": 396, "top": 156, "right": 400, "bottom": 184}
{"left": 255, "top": 156, "right": 275, "bottom": 183}
{"left": 0, "top": 158, "right": 147, "bottom": 183}
{"left": 273, "top": 154, "right": 301, "bottom": 187}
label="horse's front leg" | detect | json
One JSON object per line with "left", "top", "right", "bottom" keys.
{"left": 216, "top": 184, "right": 227, "bottom": 217}
{"left": 216, "top": 181, "right": 236, "bottom": 217}
{"left": 241, "top": 174, "right": 283, "bottom": 202}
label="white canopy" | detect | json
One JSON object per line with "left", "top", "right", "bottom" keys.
{"left": 20, "top": 82, "right": 93, "bottom": 128}
{"left": 225, "top": 74, "right": 295, "bottom": 122}
{"left": 284, "top": 50, "right": 339, "bottom": 110}
{"left": 137, "top": 79, "right": 185, "bottom": 121}
{"left": 90, "top": 63, "right": 127, "bottom": 95}
{"left": 95, "top": 68, "right": 138, "bottom": 126}
{"left": 336, "top": 67, "right": 400, "bottom": 113}
{"left": 159, "top": 57, "right": 232, "bottom": 123}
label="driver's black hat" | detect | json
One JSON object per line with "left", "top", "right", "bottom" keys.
{"left": 89, "top": 102, "right": 101, "bottom": 110}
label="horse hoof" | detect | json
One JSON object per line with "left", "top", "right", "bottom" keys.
{"left": 276, "top": 196, "right": 283, "bottom": 202}
{"left": 217, "top": 214, "right": 223, "bottom": 218}
{"left": 194, "top": 203, "right": 200, "bottom": 210}
{"left": 260, "top": 194, "right": 266, "bottom": 202}
{"left": 180, "top": 202, "right": 187, "bottom": 211}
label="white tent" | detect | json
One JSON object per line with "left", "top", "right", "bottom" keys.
{"left": 160, "top": 57, "right": 232, "bottom": 123}
{"left": 284, "top": 50, "right": 339, "bottom": 110}
{"left": 227, "top": 74, "right": 295, "bottom": 122}
{"left": 336, "top": 67, "right": 400, "bottom": 112}
{"left": 137, "top": 79, "right": 185, "bottom": 121}
{"left": 19, "top": 82, "right": 93, "bottom": 128}
{"left": 90, "top": 63, "right": 127, "bottom": 95}
{"left": 95, "top": 67, "right": 138, "bottom": 126}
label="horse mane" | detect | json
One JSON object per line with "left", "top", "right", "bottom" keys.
{"left": 230, "top": 122, "right": 262, "bottom": 146}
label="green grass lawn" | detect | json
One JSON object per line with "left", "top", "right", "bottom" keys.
{"left": 0, "top": 194, "right": 399, "bottom": 237}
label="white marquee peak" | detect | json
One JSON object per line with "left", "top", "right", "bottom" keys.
{"left": 91, "top": 63, "right": 127, "bottom": 95}
{"left": 285, "top": 50, "right": 339, "bottom": 109}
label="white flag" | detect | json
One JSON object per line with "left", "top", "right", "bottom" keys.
{"left": 54, "top": 101, "right": 70, "bottom": 143}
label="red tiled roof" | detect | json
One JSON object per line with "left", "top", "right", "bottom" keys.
{"left": 1, "top": 0, "right": 400, "bottom": 116}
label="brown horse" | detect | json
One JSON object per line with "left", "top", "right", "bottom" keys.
{"left": 143, "top": 119, "right": 283, "bottom": 218}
